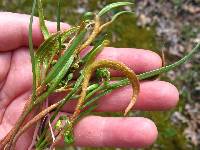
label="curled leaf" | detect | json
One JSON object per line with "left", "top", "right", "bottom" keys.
{"left": 112, "top": 11, "right": 134, "bottom": 21}
{"left": 96, "top": 68, "right": 111, "bottom": 82}
{"left": 71, "top": 59, "right": 140, "bottom": 122}
{"left": 101, "top": 11, "right": 134, "bottom": 29}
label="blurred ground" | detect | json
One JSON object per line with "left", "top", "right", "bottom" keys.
{"left": 0, "top": 0, "right": 199, "bottom": 150}
{"left": 136, "top": 1, "right": 200, "bottom": 149}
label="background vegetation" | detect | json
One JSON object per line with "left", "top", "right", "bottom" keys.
{"left": 0, "top": 0, "right": 199, "bottom": 150}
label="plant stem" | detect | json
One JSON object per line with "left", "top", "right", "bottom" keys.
{"left": 57, "top": 0, "right": 62, "bottom": 57}
{"left": 11, "top": 101, "right": 62, "bottom": 148}
{"left": 4, "top": 99, "right": 34, "bottom": 149}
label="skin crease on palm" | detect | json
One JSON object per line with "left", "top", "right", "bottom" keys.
{"left": 0, "top": 12, "right": 179, "bottom": 149}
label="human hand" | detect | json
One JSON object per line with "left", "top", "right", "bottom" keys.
{"left": 0, "top": 12, "right": 179, "bottom": 149}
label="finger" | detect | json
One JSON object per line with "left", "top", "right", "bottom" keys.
{"left": 57, "top": 116, "right": 158, "bottom": 148}
{"left": 81, "top": 47, "right": 162, "bottom": 74}
{"left": 0, "top": 12, "right": 70, "bottom": 51}
{"left": 49, "top": 81, "right": 179, "bottom": 112}
{"left": 0, "top": 12, "right": 162, "bottom": 73}
{"left": 96, "top": 81, "right": 179, "bottom": 112}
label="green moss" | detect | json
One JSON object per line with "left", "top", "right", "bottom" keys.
{"left": 105, "top": 14, "right": 157, "bottom": 50}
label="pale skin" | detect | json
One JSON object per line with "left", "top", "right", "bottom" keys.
{"left": 0, "top": 12, "right": 179, "bottom": 149}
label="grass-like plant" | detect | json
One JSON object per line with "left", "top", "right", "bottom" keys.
{"left": 0, "top": 0, "right": 200, "bottom": 149}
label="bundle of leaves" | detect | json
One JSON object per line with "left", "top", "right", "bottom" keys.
{"left": 0, "top": 0, "right": 200, "bottom": 149}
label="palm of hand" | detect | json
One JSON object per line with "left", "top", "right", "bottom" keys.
{"left": 0, "top": 12, "right": 179, "bottom": 149}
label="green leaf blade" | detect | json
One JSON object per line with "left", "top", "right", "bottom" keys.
{"left": 37, "top": 0, "right": 49, "bottom": 39}
{"left": 138, "top": 42, "right": 200, "bottom": 80}
{"left": 44, "top": 29, "right": 87, "bottom": 84}
{"left": 111, "top": 11, "right": 134, "bottom": 23}
{"left": 98, "top": 2, "right": 133, "bottom": 16}
{"left": 49, "top": 56, "right": 74, "bottom": 88}
{"left": 29, "top": 0, "right": 37, "bottom": 101}
{"left": 35, "top": 27, "right": 78, "bottom": 84}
